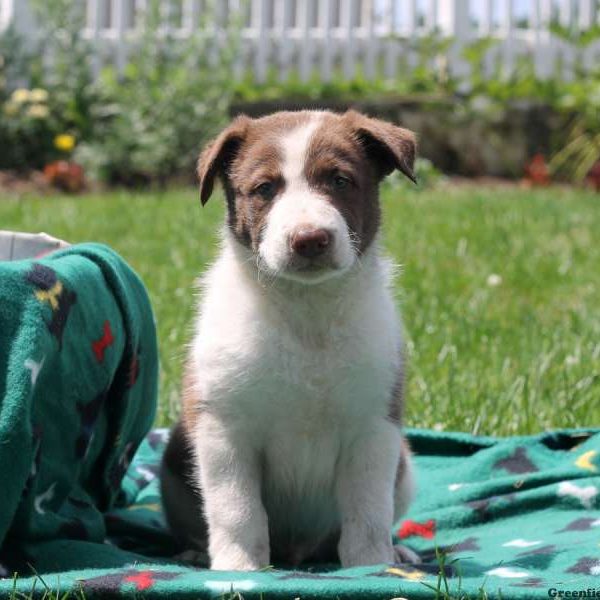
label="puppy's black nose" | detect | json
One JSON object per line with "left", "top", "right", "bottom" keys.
{"left": 291, "top": 228, "right": 331, "bottom": 258}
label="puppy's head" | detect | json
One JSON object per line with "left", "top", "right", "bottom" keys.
{"left": 198, "top": 110, "right": 416, "bottom": 284}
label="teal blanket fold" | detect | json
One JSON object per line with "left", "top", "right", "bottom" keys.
{"left": 0, "top": 243, "right": 158, "bottom": 573}
{"left": 0, "top": 244, "right": 599, "bottom": 599}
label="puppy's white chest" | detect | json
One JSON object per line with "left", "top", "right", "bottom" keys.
{"left": 243, "top": 326, "right": 395, "bottom": 432}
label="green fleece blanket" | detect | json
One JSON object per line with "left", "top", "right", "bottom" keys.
{"left": 3, "top": 428, "right": 598, "bottom": 599}
{"left": 1, "top": 245, "right": 599, "bottom": 599}
{"left": 0, "top": 243, "right": 158, "bottom": 577}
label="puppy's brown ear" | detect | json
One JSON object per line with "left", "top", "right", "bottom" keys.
{"left": 344, "top": 110, "right": 417, "bottom": 184}
{"left": 197, "top": 115, "right": 251, "bottom": 205}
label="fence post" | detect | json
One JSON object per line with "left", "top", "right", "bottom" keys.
{"left": 500, "top": 0, "right": 515, "bottom": 77}
{"left": 383, "top": 0, "right": 398, "bottom": 80}
{"left": 534, "top": 0, "right": 554, "bottom": 79}
{"left": 437, "top": 0, "right": 470, "bottom": 82}
{"left": 298, "top": 0, "right": 314, "bottom": 82}
{"left": 578, "top": 0, "right": 596, "bottom": 72}
{"left": 319, "top": 0, "right": 335, "bottom": 83}
{"left": 0, "top": 0, "right": 12, "bottom": 31}
{"left": 2, "top": 0, "right": 36, "bottom": 48}
{"left": 275, "top": 0, "right": 292, "bottom": 82}
{"left": 341, "top": 0, "right": 356, "bottom": 80}
{"left": 87, "top": 0, "right": 105, "bottom": 77}
{"left": 111, "top": 0, "right": 127, "bottom": 74}
{"left": 363, "top": 0, "right": 377, "bottom": 80}
{"left": 252, "top": 0, "right": 269, "bottom": 83}
{"left": 1, "top": 0, "right": 38, "bottom": 88}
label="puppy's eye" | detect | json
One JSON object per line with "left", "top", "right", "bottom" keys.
{"left": 253, "top": 181, "right": 275, "bottom": 199}
{"left": 332, "top": 174, "right": 351, "bottom": 190}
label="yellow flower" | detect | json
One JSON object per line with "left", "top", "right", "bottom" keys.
{"left": 11, "top": 88, "right": 30, "bottom": 104}
{"left": 29, "top": 88, "right": 49, "bottom": 103}
{"left": 26, "top": 104, "right": 49, "bottom": 119}
{"left": 54, "top": 134, "right": 76, "bottom": 152}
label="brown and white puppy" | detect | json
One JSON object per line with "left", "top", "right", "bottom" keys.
{"left": 161, "top": 110, "right": 418, "bottom": 570}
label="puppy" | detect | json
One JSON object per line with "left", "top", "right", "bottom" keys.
{"left": 161, "top": 110, "right": 418, "bottom": 570}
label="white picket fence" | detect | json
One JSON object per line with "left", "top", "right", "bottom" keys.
{"left": 1, "top": 0, "right": 599, "bottom": 83}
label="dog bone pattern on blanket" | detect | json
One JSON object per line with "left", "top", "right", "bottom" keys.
{"left": 0, "top": 244, "right": 598, "bottom": 599}
{"left": 0, "top": 243, "right": 158, "bottom": 574}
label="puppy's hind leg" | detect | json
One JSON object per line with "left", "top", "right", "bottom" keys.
{"left": 160, "top": 420, "right": 209, "bottom": 565}
{"left": 392, "top": 436, "right": 420, "bottom": 565}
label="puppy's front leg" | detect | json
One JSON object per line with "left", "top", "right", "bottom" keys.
{"left": 336, "top": 420, "right": 400, "bottom": 567}
{"left": 194, "top": 417, "right": 269, "bottom": 570}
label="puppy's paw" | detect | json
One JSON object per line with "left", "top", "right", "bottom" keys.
{"left": 339, "top": 541, "right": 394, "bottom": 568}
{"left": 210, "top": 543, "right": 270, "bottom": 571}
{"left": 393, "top": 543, "right": 421, "bottom": 565}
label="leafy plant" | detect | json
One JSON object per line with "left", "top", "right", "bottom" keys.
{"left": 547, "top": 22, "right": 600, "bottom": 183}
{"left": 29, "top": 0, "right": 98, "bottom": 141}
{"left": 0, "top": 26, "right": 28, "bottom": 101}
{"left": 549, "top": 75, "right": 600, "bottom": 182}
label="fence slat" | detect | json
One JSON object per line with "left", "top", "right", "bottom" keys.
{"left": 578, "top": 0, "right": 595, "bottom": 71}
{"left": 319, "top": 0, "right": 335, "bottom": 83}
{"left": 578, "top": 0, "right": 594, "bottom": 28}
{"left": 500, "top": 0, "right": 515, "bottom": 76}
{"left": 111, "top": 0, "right": 127, "bottom": 73}
{"left": 341, "top": 0, "right": 355, "bottom": 79}
{"left": 363, "top": 0, "right": 376, "bottom": 80}
{"left": 536, "top": 0, "right": 554, "bottom": 78}
{"left": 274, "top": 0, "right": 292, "bottom": 82}
{"left": 182, "top": 0, "right": 199, "bottom": 32}
{"left": 424, "top": 0, "right": 437, "bottom": 33}
{"left": 559, "top": 0, "right": 572, "bottom": 26}
{"left": 252, "top": 0, "right": 269, "bottom": 83}
{"left": 383, "top": 0, "right": 397, "bottom": 80}
{"left": 480, "top": 0, "right": 494, "bottom": 34}
{"left": 298, "top": 0, "right": 314, "bottom": 82}
{"left": 87, "top": 0, "right": 104, "bottom": 75}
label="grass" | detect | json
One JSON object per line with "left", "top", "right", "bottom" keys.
{"left": 1, "top": 183, "right": 598, "bottom": 432}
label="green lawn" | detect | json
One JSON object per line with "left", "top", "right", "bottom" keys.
{"left": 1, "top": 184, "right": 598, "bottom": 434}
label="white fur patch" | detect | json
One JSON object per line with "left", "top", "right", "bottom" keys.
{"left": 281, "top": 116, "right": 322, "bottom": 182}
